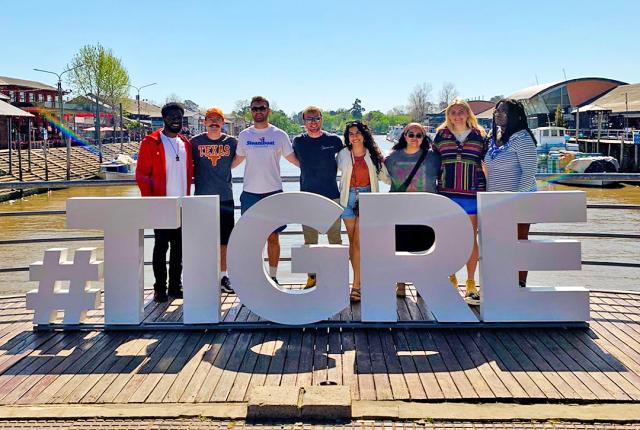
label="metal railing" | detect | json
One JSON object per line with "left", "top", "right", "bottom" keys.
{"left": 1, "top": 202, "right": 639, "bottom": 274}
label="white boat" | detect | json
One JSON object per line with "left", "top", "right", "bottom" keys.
{"left": 99, "top": 154, "right": 137, "bottom": 180}
{"left": 532, "top": 126, "right": 579, "bottom": 153}
{"left": 386, "top": 125, "right": 404, "bottom": 143}
{"left": 557, "top": 156, "right": 620, "bottom": 187}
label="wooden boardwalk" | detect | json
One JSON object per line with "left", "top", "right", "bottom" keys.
{"left": 0, "top": 287, "right": 640, "bottom": 405}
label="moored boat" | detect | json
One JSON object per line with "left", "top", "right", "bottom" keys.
{"left": 98, "top": 154, "right": 137, "bottom": 180}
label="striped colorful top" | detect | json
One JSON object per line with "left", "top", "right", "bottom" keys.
{"left": 484, "top": 129, "right": 538, "bottom": 192}
{"left": 432, "top": 127, "right": 487, "bottom": 197}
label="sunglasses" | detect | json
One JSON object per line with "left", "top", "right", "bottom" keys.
{"left": 251, "top": 106, "right": 268, "bottom": 112}
{"left": 304, "top": 116, "right": 322, "bottom": 123}
{"left": 405, "top": 132, "right": 424, "bottom": 139}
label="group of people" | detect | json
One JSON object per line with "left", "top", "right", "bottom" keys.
{"left": 135, "top": 96, "right": 538, "bottom": 306}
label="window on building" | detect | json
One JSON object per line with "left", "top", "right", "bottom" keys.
{"left": 559, "top": 130, "right": 565, "bottom": 136}
{"left": 543, "top": 130, "right": 549, "bottom": 137}
{"left": 38, "top": 94, "right": 44, "bottom": 102}
{"left": 9, "top": 91, "right": 15, "bottom": 101}
{"left": 551, "top": 129, "right": 558, "bottom": 137}
{"left": 19, "top": 92, "right": 25, "bottom": 102}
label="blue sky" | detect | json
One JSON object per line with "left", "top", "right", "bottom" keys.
{"left": 1, "top": 0, "right": 638, "bottom": 114}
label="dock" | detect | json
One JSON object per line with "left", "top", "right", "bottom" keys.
{"left": 0, "top": 286, "right": 639, "bottom": 426}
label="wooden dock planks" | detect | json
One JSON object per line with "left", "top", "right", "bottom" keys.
{"left": 0, "top": 291, "right": 638, "bottom": 405}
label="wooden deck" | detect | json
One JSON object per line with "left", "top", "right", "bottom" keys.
{"left": 0, "top": 287, "right": 640, "bottom": 405}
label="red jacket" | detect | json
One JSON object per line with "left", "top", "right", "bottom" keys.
{"left": 135, "top": 129, "right": 194, "bottom": 196}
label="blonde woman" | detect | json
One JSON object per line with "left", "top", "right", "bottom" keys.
{"left": 432, "top": 99, "right": 487, "bottom": 305}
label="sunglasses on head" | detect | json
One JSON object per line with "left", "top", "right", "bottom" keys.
{"left": 405, "top": 132, "right": 424, "bottom": 139}
{"left": 251, "top": 106, "right": 268, "bottom": 112}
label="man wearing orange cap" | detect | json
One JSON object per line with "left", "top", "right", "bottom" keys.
{"left": 190, "top": 107, "right": 237, "bottom": 294}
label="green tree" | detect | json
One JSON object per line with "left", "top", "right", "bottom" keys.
{"left": 555, "top": 105, "right": 565, "bottom": 127}
{"left": 67, "top": 43, "right": 129, "bottom": 124}
{"left": 268, "top": 110, "right": 303, "bottom": 135}
{"left": 350, "top": 98, "right": 365, "bottom": 119}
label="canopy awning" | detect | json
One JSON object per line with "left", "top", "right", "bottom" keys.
{"left": 572, "top": 103, "right": 610, "bottom": 113}
{"left": 0, "top": 100, "right": 34, "bottom": 117}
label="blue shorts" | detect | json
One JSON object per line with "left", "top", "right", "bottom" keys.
{"left": 342, "top": 186, "right": 370, "bottom": 219}
{"left": 240, "top": 190, "right": 286, "bottom": 233}
{"left": 449, "top": 195, "right": 478, "bottom": 215}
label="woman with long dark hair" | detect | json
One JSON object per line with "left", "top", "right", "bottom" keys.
{"left": 485, "top": 98, "right": 538, "bottom": 287}
{"left": 337, "top": 120, "right": 389, "bottom": 302}
{"left": 384, "top": 122, "right": 440, "bottom": 296}
{"left": 433, "top": 99, "right": 487, "bottom": 305}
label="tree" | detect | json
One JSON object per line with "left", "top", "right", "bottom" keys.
{"left": 165, "top": 93, "right": 183, "bottom": 104}
{"left": 232, "top": 99, "right": 251, "bottom": 122}
{"left": 438, "top": 82, "right": 459, "bottom": 110}
{"left": 489, "top": 95, "right": 504, "bottom": 103}
{"left": 183, "top": 99, "right": 199, "bottom": 112}
{"left": 67, "top": 43, "right": 129, "bottom": 153}
{"left": 555, "top": 104, "right": 565, "bottom": 127}
{"left": 387, "top": 106, "right": 407, "bottom": 116}
{"left": 350, "top": 98, "right": 365, "bottom": 119}
{"left": 407, "top": 83, "right": 433, "bottom": 122}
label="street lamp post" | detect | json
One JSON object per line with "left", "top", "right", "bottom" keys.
{"left": 34, "top": 66, "right": 81, "bottom": 180}
{"left": 128, "top": 83, "right": 157, "bottom": 142}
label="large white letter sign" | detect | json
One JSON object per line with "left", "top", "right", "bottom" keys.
{"left": 181, "top": 196, "right": 220, "bottom": 324}
{"left": 359, "top": 193, "right": 479, "bottom": 323}
{"left": 227, "top": 192, "right": 349, "bottom": 324}
{"left": 478, "top": 191, "right": 589, "bottom": 322}
{"left": 67, "top": 197, "right": 180, "bottom": 325}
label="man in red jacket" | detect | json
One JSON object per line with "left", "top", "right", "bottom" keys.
{"left": 136, "top": 102, "right": 194, "bottom": 303}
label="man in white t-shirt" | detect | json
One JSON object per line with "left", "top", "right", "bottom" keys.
{"left": 136, "top": 102, "right": 193, "bottom": 303}
{"left": 232, "top": 96, "right": 299, "bottom": 284}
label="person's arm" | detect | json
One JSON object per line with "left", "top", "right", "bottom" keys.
{"left": 135, "top": 139, "right": 153, "bottom": 196}
{"left": 231, "top": 154, "right": 246, "bottom": 169}
{"left": 516, "top": 135, "right": 538, "bottom": 191}
{"left": 281, "top": 132, "right": 299, "bottom": 167}
{"left": 284, "top": 152, "right": 299, "bottom": 167}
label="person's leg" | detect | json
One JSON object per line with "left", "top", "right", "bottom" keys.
{"left": 167, "top": 228, "right": 183, "bottom": 296}
{"left": 327, "top": 217, "right": 343, "bottom": 245}
{"left": 518, "top": 223, "right": 531, "bottom": 286}
{"left": 302, "top": 225, "right": 319, "bottom": 286}
{"left": 267, "top": 232, "right": 280, "bottom": 277}
{"left": 465, "top": 215, "right": 479, "bottom": 292}
{"left": 343, "top": 217, "right": 359, "bottom": 300}
{"left": 152, "top": 229, "right": 170, "bottom": 300}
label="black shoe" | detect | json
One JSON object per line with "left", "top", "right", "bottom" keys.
{"left": 519, "top": 280, "right": 527, "bottom": 288}
{"left": 271, "top": 276, "right": 280, "bottom": 285}
{"left": 153, "top": 290, "right": 168, "bottom": 303}
{"left": 221, "top": 276, "right": 234, "bottom": 294}
{"left": 168, "top": 288, "right": 183, "bottom": 299}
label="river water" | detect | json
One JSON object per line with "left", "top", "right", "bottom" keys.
{"left": 0, "top": 136, "right": 638, "bottom": 295}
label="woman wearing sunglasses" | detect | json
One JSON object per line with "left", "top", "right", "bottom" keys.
{"left": 485, "top": 98, "right": 537, "bottom": 288}
{"left": 337, "top": 121, "right": 389, "bottom": 302}
{"left": 384, "top": 123, "right": 440, "bottom": 297}
{"left": 433, "top": 99, "right": 487, "bottom": 306}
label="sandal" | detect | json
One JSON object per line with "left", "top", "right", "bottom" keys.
{"left": 350, "top": 287, "right": 361, "bottom": 303}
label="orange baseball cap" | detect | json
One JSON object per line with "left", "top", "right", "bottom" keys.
{"left": 205, "top": 107, "right": 225, "bottom": 121}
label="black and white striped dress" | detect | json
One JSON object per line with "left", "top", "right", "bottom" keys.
{"left": 484, "top": 130, "right": 537, "bottom": 192}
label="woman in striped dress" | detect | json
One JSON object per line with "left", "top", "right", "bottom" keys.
{"left": 432, "top": 99, "right": 487, "bottom": 305}
{"left": 484, "top": 98, "right": 538, "bottom": 287}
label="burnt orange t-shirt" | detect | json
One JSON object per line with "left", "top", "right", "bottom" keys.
{"left": 350, "top": 155, "right": 371, "bottom": 187}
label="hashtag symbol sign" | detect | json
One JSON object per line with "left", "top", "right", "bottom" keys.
{"left": 26, "top": 247, "right": 103, "bottom": 325}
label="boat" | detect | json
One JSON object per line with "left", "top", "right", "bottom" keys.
{"left": 533, "top": 126, "right": 620, "bottom": 187}
{"left": 386, "top": 125, "right": 404, "bottom": 143}
{"left": 98, "top": 154, "right": 137, "bottom": 180}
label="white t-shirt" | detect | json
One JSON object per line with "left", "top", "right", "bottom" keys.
{"left": 160, "top": 132, "right": 188, "bottom": 197}
{"left": 237, "top": 124, "right": 293, "bottom": 193}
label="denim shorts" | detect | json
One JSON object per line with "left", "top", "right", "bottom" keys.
{"left": 342, "top": 186, "right": 371, "bottom": 219}
{"left": 240, "top": 190, "right": 286, "bottom": 233}
{"left": 449, "top": 195, "right": 478, "bottom": 215}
